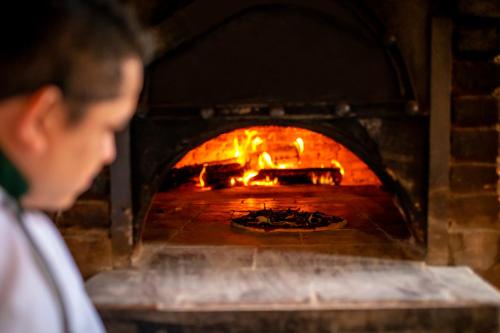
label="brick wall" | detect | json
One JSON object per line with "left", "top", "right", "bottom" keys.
{"left": 448, "top": 0, "right": 500, "bottom": 288}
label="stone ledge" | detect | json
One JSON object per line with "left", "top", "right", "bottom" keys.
{"left": 87, "top": 247, "right": 500, "bottom": 332}
{"left": 99, "top": 307, "right": 500, "bottom": 333}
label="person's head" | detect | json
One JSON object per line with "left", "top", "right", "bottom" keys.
{"left": 0, "top": 1, "right": 150, "bottom": 210}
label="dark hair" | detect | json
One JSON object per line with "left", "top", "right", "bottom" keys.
{"left": 0, "top": 0, "right": 152, "bottom": 121}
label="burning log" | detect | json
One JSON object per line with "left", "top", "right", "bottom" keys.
{"left": 163, "top": 163, "right": 244, "bottom": 189}
{"left": 204, "top": 163, "right": 245, "bottom": 188}
{"left": 255, "top": 168, "right": 342, "bottom": 185}
{"left": 162, "top": 164, "right": 202, "bottom": 188}
{"left": 164, "top": 162, "right": 342, "bottom": 190}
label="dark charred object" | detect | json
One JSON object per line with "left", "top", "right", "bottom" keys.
{"left": 231, "top": 208, "right": 346, "bottom": 232}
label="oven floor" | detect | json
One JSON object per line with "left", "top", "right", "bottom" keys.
{"left": 87, "top": 245, "right": 500, "bottom": 332}
{"left": 142, "top": 185, "right": 417, "bottom": 260}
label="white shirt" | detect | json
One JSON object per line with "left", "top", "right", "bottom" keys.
{"left": 0, "top": 188, "right": 105, "bottom": 333}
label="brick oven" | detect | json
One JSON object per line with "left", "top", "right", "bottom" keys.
{"left": 55, "top": 0, "right": 500, "bottom": 331}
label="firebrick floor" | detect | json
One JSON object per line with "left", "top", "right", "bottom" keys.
{"left": 141, "top": 185, "right": 418, "bottom": 260}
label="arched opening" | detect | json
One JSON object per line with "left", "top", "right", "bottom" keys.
{"left": 129, "top": 0, "right": 425, "bottom": 257}
{"left": 140, "top": 126, "right": 414, "bottom": 259}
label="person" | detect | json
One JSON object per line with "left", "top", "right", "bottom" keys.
{"left": 0, "top": 1, "right": 149, "bottom": 332}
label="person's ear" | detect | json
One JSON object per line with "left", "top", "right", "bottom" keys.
{"left": 16, "top": 86, "right": 64, "bottom": 154}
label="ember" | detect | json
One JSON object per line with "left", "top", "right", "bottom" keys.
{"left": 231, "top": 208, "right": 347, "bottom": 232}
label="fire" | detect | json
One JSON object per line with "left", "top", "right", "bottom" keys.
{"left": 233, "top": 130, "right": 265, "bottom": 166}
{"left": 176, "top": 126, "right": 381, "bottom": 189}
{"left": 258, "top": 152, "right": 275, "bottom": 169}
{"left": 227, "top": 130, "right": 305, "bottom": 187}
{"left": 251, "top": 176, "right": 279, "bottom": 186}
{"left": 294, "top": 137, "right": 304, "bottom": 156}
{"left": 331, "top": 160, "right": 345, "bottom": 176}
{"left": 242, "top": 170, "right": 258, "bottom": 186}
{"left": 199, "top": 164, "right": 207, "bottom": 187}
{"left": 251, "top": 136, "right": 264, "bottom": 152}
{"left": 311, "top": 172, "right": 335, "bottom": 185}
{"left": 229, "top": 172, "right": 278, "bottom": 187}
{"left": 197, "top": 130, "right": 346, "bottom": 188}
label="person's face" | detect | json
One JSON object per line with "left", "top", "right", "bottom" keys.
{"left": 22, "top": 58, "right": 143, "bottom": 210}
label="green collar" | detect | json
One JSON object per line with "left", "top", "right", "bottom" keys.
{"left": 0, "top": 151, "right": 29, "bottom": 202}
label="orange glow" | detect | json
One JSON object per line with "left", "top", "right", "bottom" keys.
{"left": 175, "top": 126, "right": 381, "bottom": 188}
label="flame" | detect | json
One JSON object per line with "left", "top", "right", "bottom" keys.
{"left": 230, "top": 174, "right": 278, "bottom": 187}
{"left": 234, "top": 138, "right": 242, "bottom": 162}
{"left": 258, "top": 152, "right": 275, "bottom": 169}
{"left": 251, "top": 137, "right": 264, "bottom": 152}
{"left": 251, "top": 176, "right": 278, "bottom": 186}
{"left": 198, "top": 129, "right": 354, "bottom": 188}
{"left": 199, "top": 164, "right": 207, "bottom": 187}
{"left": 177, "top": 126, "right": 382, "bottom": 188}
{"left": 311, "top": 172, "right": 335, "bottom": 185}
{"left": 242, "top": 171, "right": 258, "bottom": 186}
{"left": 230, "top": 170, "right": 259, "bottom": 187}
{"left": 233, "top": 130, "right": 263, "bottom": 166}
{"left": 294, "top": 137, "right": 304, "bottom": 156}
{"left": 331, "top": 159, "right": 345, "bottom": 176}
